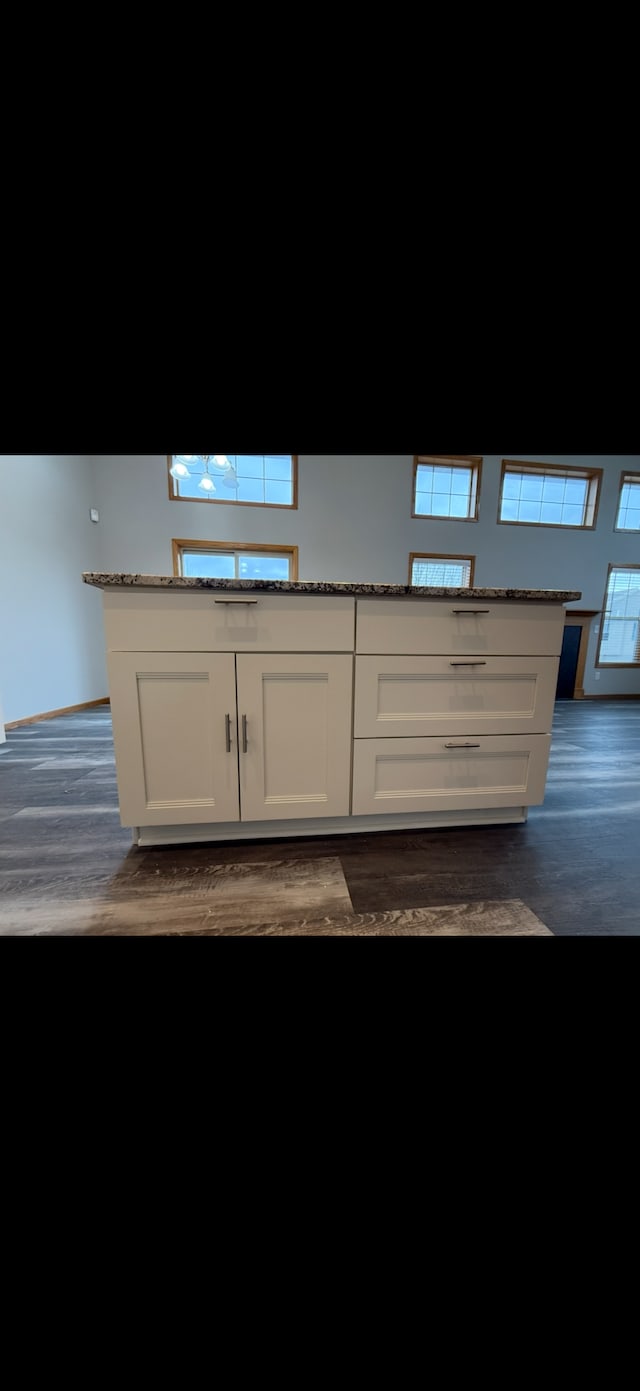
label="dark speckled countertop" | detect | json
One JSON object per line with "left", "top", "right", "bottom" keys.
{"left": 83, "top": 574, "right": 582, "bottom": 601}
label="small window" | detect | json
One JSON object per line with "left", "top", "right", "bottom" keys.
{"left": 413, "top": 455, "right": 482, "bottom": 521}
{"left": 168, "top": 455, "right": 297, "bottom": 509}
{"left": 410, "top": 553, "right": 475, "bottom": 587}
{"left": 172, "top": 540, "right": 298, "bottom": 582}
{"left": 498, "top": 460, "right": 602, "bottom": 529}
{"left": 615, "top": 473, "right": 640, "bottom": 531}
{"left": 597, "top": 565, "right": 640, "bottom": 666}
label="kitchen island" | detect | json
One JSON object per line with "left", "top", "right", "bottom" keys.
{"left": 84, "top": 575, "right": 581, "bottom": 847}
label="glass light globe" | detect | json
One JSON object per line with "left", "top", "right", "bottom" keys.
{"left": 170, "top": 460, "right": 191, "bottom": 480}
{"left": 198, "top": 475, "right": 216, "bottom": 493}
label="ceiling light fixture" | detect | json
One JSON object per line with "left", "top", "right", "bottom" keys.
{"left": 170, "top": 455, "right": 236, "bottom": 495}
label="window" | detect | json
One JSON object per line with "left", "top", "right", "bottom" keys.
{"left": 410, "top": 553, "right": 475, "bottom": 587}
{"left": 597, "top": 566, "right": 640, "bottom": 666}
{"left": 168, "top": 455, "right": 298, "bottom": 509}
{"left": 172, "top": 540, "right": 298, "bottom": 582}
{"left": 498, "top": 460, "right": 602, "bottom": 528}
{"left": 413, "top": 455, "right": 482, "bottom": 521}
{"left": 615, "top": 473, "right": 640, "bottom": 531}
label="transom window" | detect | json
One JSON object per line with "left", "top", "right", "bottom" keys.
{"left": 597, "top": 565, "right": 640, "bottom": 666}
{"left": 498, "top": 460, "right": 602, "bottom": 528}
{"left": 172, "top": 539, "right": 298, "bottom": 582}
{"left": 413, "top": 456, "right": 482, "bottom": 521}
{"left": 168, "top": 455, "right": 297, "bottom": 509}
{"left": 410, "top": 553, "right": 475, "bottom": 587}
{"left": 615, "top": 473, "right": 640, "bottom": 531}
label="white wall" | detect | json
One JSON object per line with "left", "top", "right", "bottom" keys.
{"left": 90, "top": 453, "right": 640, "bottom": 696}
{"left": 0, "top": 456, "right": 107, "bottom": 724}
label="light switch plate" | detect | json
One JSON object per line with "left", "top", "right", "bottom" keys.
{"left": 90, "top": 508, "right": 99, "bottom": 523}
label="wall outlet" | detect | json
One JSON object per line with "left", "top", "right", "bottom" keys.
{"left": 595, "top": 672, "right": 600, "bottom": 680}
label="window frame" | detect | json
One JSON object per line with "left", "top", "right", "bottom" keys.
{"left": 412, "top": 455, "right": 483, "bottom": 523}
{"left": 167, "top": 455, "right": 299, "bottom": 510}
{"left": 409, "top": 552, "right": 476, "bottom": 587}
{"left": 596, "top": 563, "right": 640, "bottom": 668}
{"left": 614, "top": 470, "right": 640, "bottom": 533}
{"left": 498, "top": 459, "right": 603, "bottom": 530}
{"left": 172, "top": 538, "right": 299, "bottom": 581}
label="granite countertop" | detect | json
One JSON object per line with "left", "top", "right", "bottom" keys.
{"left": 82, "top": 574, "right": 582, "bottom": 602}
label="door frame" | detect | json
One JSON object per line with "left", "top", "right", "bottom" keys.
{"left": 563, "top": 611, "right": 600, "bottom": 699}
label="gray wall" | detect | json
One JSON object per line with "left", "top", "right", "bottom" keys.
{"left": 93, "top": 453, "right": 640, "bottom": 696}
{"left": 0, "top": 456, "right": 107, "bottom": 723}
{"left": 2, "top": 454, "right": 638, "bottom": 721}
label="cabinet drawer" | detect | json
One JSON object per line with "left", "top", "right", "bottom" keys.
{"left": 356, "top": 598, "right": 565, "bottom": 656}
{"left": 104, "top": 591, "right": 356, "bottom": 652}
{"left": 352, "top": 734, "right": 552, "bottom": 815}
{"left": 354, "top": 655, "right": 558, "bottom": 737}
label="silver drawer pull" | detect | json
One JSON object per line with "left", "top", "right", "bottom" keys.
{"left": 451, "top": 609, "right": 490, "bottom": 615}
{"left": 449, "top": 661, "right": 487, "bottom": 667}
{"left": 445, "top": 742, "right": 481, "bottom": 749}
{"left": 242, "top": 715, "right": 248, "bottom": 754}
{"left": 214, "top": 599, "right": 259, "bottom": 606}
{"left": 225, "top": 714, "right": 232, "bottom": 753}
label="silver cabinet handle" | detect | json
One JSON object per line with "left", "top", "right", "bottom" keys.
{"left": 214, "top": 599, "right": 259, "bottom": 606}
{"left": 242, "top": 715, "right": 248, "bottom": 753}
{"left": 445, "top": 742, "right": 481, "bottom": 749}
{"left": 225, "top": 714, "right": 232, "bottom": 753}
{"left": 451, "top": 609, "right": 490, "bottom": 615}
{"left": 449, "top": 661, "right": 487, "bottom": 667}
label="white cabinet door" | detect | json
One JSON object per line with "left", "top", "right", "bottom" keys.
{"left": 236, "top": 654, "right": 353, "bottom": 821}
{"left": 354, "top": 655, "right": 559, "bottom": 738}
{"left": 352, "top": 734, "right": 552, "bottom": 815}
{"left": 108, "top": 653, "right": 240, "bottom": 826}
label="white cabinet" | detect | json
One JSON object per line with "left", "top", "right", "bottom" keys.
{"left": 100, "top": 588, "right": 569, "bottom": 844}
{"left": 108, "top": 653, "right": 240, "bottom": 827}
{"left": 354, "top": 655, "right": 558, "bottom": 738}
{"left": 103, "top": 591, "right": 355, "bottom": 653}
{"left": 108, "top": 650, "right": 353, "bottom": 829}
{"left": 352, "top": 734, "right": 551, "bottom": 816}
{"left": 236, "top": 654, "right": 354, "bottom": 821}
{"left": 352, "top": 599, "right": 564, "bottom": 824}
{"left": 356, "top": 598, "right": 565, "bottom": 656}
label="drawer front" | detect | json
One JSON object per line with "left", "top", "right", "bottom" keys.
{"left": 356, "top": 599, "right": 565, "bottom": 656}
{"left": 352, "top": 734, "right": 552, "bottom": 815}
{"left": 104, "top": 592, "right": 356, "bottom": 652}
{"left": 354, "top": 655, "right": 558, "bottom": 737}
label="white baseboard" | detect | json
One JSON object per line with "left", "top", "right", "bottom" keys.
{"left": 133, "top": 806, "right": 529, "bottom": 848}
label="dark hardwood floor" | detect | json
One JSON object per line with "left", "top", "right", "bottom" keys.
{"left": 1, "top": 701, "right": 639, "bottom": 935}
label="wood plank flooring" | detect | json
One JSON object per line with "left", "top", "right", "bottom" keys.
{"left": 0, "top": 701, "right": 638, "bottom": 935}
